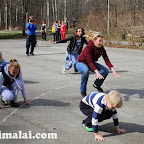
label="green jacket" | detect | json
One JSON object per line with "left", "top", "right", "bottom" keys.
{"left": 56, "top": 35, "right": 88, "bottom": 54}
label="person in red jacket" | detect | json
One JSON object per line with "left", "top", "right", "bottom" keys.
{"left": 60, "top": 21, "right": 66, "bottom": 40}
{"left": 76, "top": 31, "right": 120, "bottom": 97}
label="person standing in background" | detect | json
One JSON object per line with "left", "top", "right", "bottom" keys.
{"left": 72, "top": 17, "right": 76, "bottom": 29}
{"left": 26, "top": 16, "right": 37, "bottom": 56}
{"left": 52, "top": 21, "right": 56, "bottom": 42}
{"left": 60, "top": 21, "right": 66, "bottom": 40}
{"left": 65, "top": 18, "right": 69, "bottom": 32}
{"left": 41, "top": 20, "right": 46, "bottom": 41}
{"left": 56, "top": 20, "right": 61, "bottom": 41}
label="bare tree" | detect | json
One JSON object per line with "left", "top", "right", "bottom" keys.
{"left": 55, "top": 0, "right": 58, "bottom": 20}
{"left": 46, "top": 0, "right": 50, "bottom": 27}
{"left": 16, "top": 0, "right": 19, "bottom": 26}
{"left": 4, "top": 0, "right": 8, "bottom": 30}
{"left": 64, "top": 0, "right": 66, "bottom": 20}
{"left": 22, "top": 0, "right": 27, "bottom": 35}
{"left": 0, "top": 4, "right": 1, "bottom": 28}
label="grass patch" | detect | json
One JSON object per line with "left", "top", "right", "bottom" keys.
{"left": 0, "top": 32, "right": 26, "bottom": 39}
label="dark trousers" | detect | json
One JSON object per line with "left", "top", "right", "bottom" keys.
{"left": 56, "top": 28, "right": 61, "bottom": 41}
{"left": 42, "top": 32, "right": 46, "bottom": 40}
{"left": 26, "top": 35, "right": 36, "bottom": 54}
{"left": 79, "top": 100, "right": 112, "bottom": 127}
{"left": 54, "top": 33, "right": 56, "bottom": 42}
{"left": 66, "top": 25, "right": 68, "bottom": 31}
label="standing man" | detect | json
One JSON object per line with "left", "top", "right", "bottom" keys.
{"left": 65, "top": 18, "right": 69, "bottom": 32}
{"left": 72, "top": 17, "right": 75, "bottom": 29}
{"left": 26, "top": 16, "right": 37, "bottom": 56}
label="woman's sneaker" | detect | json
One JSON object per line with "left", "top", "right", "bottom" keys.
{"left": 93, "top": 83, "right": 103, "bottom": 92}
{"left": 81, "top": 92, "right": 87, "bottom": 97}
{"left": 1, "top": 99, "right": 8, "bottom": 106}
{"left": 62, "top": 65, "right": 66, "bottom": 73}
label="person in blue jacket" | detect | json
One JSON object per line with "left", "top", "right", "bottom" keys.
{"left": 26, "top": 16, "right": 37, "bottom": 56}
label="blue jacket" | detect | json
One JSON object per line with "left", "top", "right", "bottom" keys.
{"left": 26, "top": 22, "right": 37, "bottom": 35}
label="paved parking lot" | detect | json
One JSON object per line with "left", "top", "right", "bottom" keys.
{"left": 0, "top": 39, "right": 144, "bottom": 144}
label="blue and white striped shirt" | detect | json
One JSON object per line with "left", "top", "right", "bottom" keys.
{"left": 85, "top": 92, "right": 119, "bottom": 133}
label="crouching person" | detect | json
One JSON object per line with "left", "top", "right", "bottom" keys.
{"left": 79, "top": 90, "right": 126, "bottom": 141}
{"left": 0, "top": 59, "right": 32, "bottom": 108}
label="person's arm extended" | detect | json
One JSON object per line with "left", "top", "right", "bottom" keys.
{"left": 18, "top": 72, "right": 32, "bottom": 105}
{"left": 56, "top": 35, "right": 74, "bottom": 43}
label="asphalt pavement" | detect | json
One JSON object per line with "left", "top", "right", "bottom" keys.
{"left": 0, "top": 39, "right": 144, "bottom": 144}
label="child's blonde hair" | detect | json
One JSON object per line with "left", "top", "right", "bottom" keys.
{"left": 105, "top": 90, "right": 123, "bottom": 108}
{"left": 9, "top": 59, "right": 20, "bottom": 69}
{"left": 85, "top": 30, "right": 103, "bottom": 41}
{"left": 0, "top": 51, "right": 2, "bottom": 61}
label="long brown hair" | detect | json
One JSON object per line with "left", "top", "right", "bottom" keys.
{"left": 74, "top": 27, "right": 85, "bottom": 37}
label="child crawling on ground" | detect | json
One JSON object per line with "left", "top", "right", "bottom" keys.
{"left": 79, "top": 90, "right": 127, "bottom": 141}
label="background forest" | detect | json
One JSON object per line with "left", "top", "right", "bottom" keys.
{"left": 0, "top": 0, "right": 144, "bottom": 43}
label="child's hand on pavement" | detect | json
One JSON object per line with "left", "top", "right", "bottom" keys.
{"left": 94, "top": 133, "right": 104, "bottom": 141}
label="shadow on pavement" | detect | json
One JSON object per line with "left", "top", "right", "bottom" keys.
{"left": 35, "top": 52, "right": 65, "bottom": 56}
{"left": 24, "top": 80, "right": 39, "bottom": 84}
{"left": 19, "top": 99, "right": 70, "bottom": 109}
{"left": 38, "top": 46, "right": 52, "bottom": 48}
{"left": 99, "top": 122, "right": 144, "bottom": 137}
{"left": 116, "top": 88, "right": 144, "bottom": 101}
{"left": 109, "top": 70, "right": 129, "bottom": 73}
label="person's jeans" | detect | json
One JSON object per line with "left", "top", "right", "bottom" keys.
{"left": 76, "top": 62, "right": 109, "bottom": 92}
{"left": 26, "top": 35, "right": 36, "bottom": 54}
{"left": 65, "top": 52, "right": 79, "bottom": 72}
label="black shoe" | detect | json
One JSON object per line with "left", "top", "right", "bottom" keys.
{"left": 26, "top": 52, "right": 29, "bottom": 56}
{"left": 1, "top": 99, "right": 8, "bottom": 106}
{"left": 30, "top": 53, "right": 35, "bottom": 56}
{"left": 74, "top": 69, "right": 78, "bottom": 73}
{"left": 93, "top": 84, "right": 103, "bottom": 92}
{"left": 81, "top": 92, "right": 87, "bottom": 97}
{"left": 10, "top": 101, "right": 19, "bottom": 107}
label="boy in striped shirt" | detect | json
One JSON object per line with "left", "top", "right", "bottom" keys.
{"left": 80, "top": 90, "right": 126, "bottom": 141}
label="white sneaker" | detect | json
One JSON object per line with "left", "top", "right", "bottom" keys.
{"left": 62, "top": 65, "right": 66, "bottom": 73}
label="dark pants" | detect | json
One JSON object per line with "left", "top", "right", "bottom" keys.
{"left": 56, "top": 28, "right": 61, "bottom": 41}
{"left": 26, "top": 35, "right": 36, "bottom": 54}
{"left": 42, "top": 32, "right": 46, "bottom": 40}
{"left": 54, "top": 33, "right": 56, "bottom": 42}
{"left": 73, "top": 24, "right": 75, "bottom": 29}
{"left": 79, "top": 100, "right": 112, "bottom": 127}
{"left": 66, "top": 25, "right": 68, "bottom": 31}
